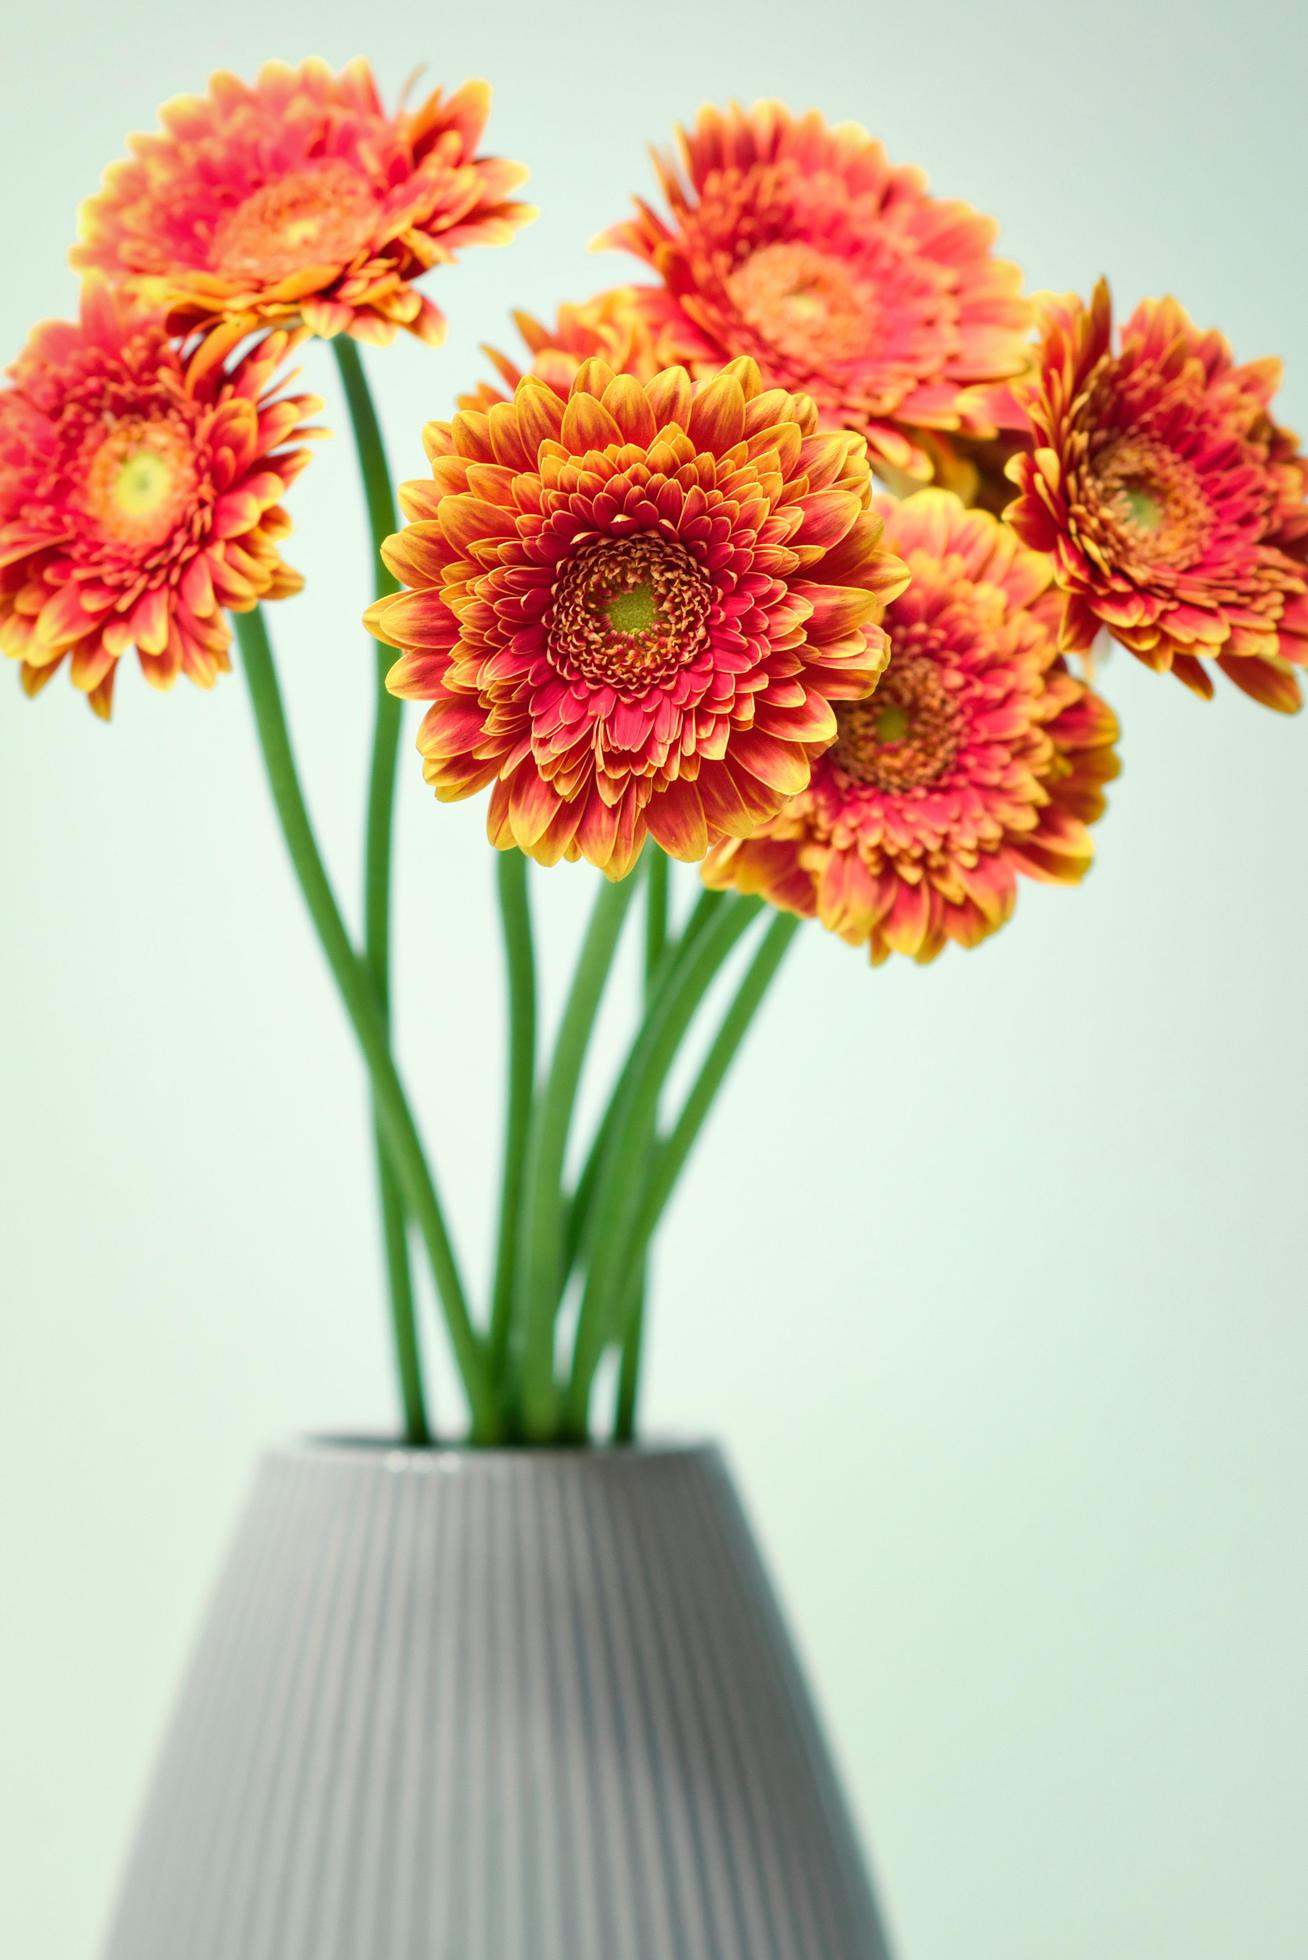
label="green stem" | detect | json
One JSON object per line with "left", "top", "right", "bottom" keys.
{"left": 651, "top": 909, "right": 804, "bottom": 1215}
{"left": 565, "top": 894, "right": 763, "bottom": 1435}
{"left": 564, "top": 886, "right": 725, "bottom": 1273}
{"left": 332, "top": 337, "right": 427, "bottom": 1443}
{"left": 488, "top": 850, "right": 537, "bottom": 1386}
{"left": 644, "top": 850, "right": 669, "bottom": 993}
{"left": 375, "top": 1134, "right": 426, "bottom": 1442}
{"left": 516, "top": 873, "right": 639, "bottom": 1437}
{"left": 672, "top": 883, "right": 726, "bottom": 960}
{"left": 332, "top": 340, "right": 403, "bottom": 973}
{"left": 235, "top": 606, "right": 500, "bottom": 1441}
{"left": 646, "top": 911, "right": 801, "bottom": 1236}
{"left": 613, "top": 1289, "right": 647, "bottom": 1443}
{"left": 615, "top": 855, "right": 668, "bottom": 1443}
{"left": 609, "top": 909, "right": 802, "bottom": 1442}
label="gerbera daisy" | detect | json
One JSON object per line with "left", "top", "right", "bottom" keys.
{"left": 366, "top": 356, "right": 909, "bottom": 878}
{"left": 1006, "top": 280, "right": 1308, "bottom": 711}
{"left": 74, "top": 59, "right": 533, "bottom": 354}
{"left": 0, "top": 280, "right": 317, "bottom": 717}
{"left": 704, "top": 490, "right": 1119, "bottom": 961}
{"left": 598, "top": 102, "right": 1031, "bottom": 479}
{"left": 459, "top": 287, "right": 663, "bottom": 413}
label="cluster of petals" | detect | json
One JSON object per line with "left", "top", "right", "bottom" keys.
{"left": 1007, "top": 280, "right": 1308, "bottom": 712}
{"left": 704, "top": 491, "right": 1119, "bottom": 962}
{"left": 74, "top": 60, "right": 533, "bottom": 357}
{"left": 366, "top": 355, "right": 910, "bottom": 878}
{"left": 598, "top": 102, "right": 1032, "bottom": 481}
{"left": 459, "top": 287, "right": 664, "bottom": 415}
{"left": 0, "top": 280, "right": 317, "bottom": 716}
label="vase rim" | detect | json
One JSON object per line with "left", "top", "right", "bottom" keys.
{"left": 267, "top": 1434, "right": 722, "bottom": 1473}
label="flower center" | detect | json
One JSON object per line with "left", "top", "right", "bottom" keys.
{"left": 547, "top": 536, "right": 712, "bottom": 690}
{"left": 832, "top": 654, "right": 962, "bottom": 791}
{"left": 726, "top": 242, "right": 874, "bottom": 367}
{"left": 605, "top": 582, "right": 658, "bottom": 634}
{"left": 1091, "top": 433, "right": 1211, "bottom": 566}
{"left": 1122, "top": 483, "right": 1164, "bottom": 532}
{"left": 210, "top": 161, "right": 378, "bottom": 282}
{"left": 80, "top": 417, "right": 197, "bottom": 546}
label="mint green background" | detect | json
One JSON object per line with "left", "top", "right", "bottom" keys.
{"left": 3, "top": 3, "right": 1306, "bottom": 1955}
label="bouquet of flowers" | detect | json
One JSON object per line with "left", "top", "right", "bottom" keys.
{"left": 6, "top": 60, "right": 1304, "bottom": 1452}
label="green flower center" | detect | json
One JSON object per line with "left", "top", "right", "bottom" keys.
{"left": 111, "top": 449, "right": 175, "bottom": 520}
{"left": 833, "top": 653, "right": 962, "bottom": 791}
{"left": 548, "top": 536, "right": 712, "bottom": 691}
{"left": 81, "top": 415, "right": 198, "bottom": 547}
{"left": 1122, "top": 482, "right": 1164, "bottom": 532}
{"left": 1091, "top": 431, "right": 1213, "bottom": 566}
{"left": 605, "top": 582, "right": 657, "bottom": 635}
{"left": 874, "top": 701, "right": 912, "bottom": 744}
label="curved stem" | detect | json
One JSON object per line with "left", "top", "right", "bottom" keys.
{"left": 609, "top": 909, "right": 802, "bottom": 1442}
{"left": 565, "top": 894, "right": 763, "bottom": 1435}
{"left": 564, "top": 885, "right": 725, "bottom": 1274}
{"left": 332, "top": 337, "right": 427, "bottom": 1442}
{"left": 646, "top": 911, "right": 801, "bottom": 1237}
{"left": 235, "top": 605, "right": 500, "bottom": 1441}
{"left": 333, "top": 338, "right": 403, "bottom": 979}
{"left": 672, "top": 883, "right": 727, "bottom": 960}
{"left": 517, "top": 873, "right": 639, "bottom": 1438}
{"left": 612, "top": 854, "right": 671, "bottom": 1442}
{"left": 488, "top": 850, "right": 537, "bottom": 1386}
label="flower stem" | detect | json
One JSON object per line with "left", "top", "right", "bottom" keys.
{"left": 644, "top": 848, "right": 669, "bottom": 990}
{"left": 235, "top": 605, "right": 500, "bottom": 1441}
{"left": 610, "top": 909, "right": 801, "bottom": 1442}
{"left": 565, "top": 894, "right": 763, "bottom": 1435}
{"left": 488, "top": 849, "right": 537, "bottom": 1387}
{"left": 613, "top": 1288, "right": 646, "bottom": 1443}
{"left": 377, "top": 1142, "right": 426, "bottom": 1443}
{"left": 331, "top": 336, "right": 427, "bottom": 1443}
{"left": 612, "top": 853, "right": 671, "bottom": 1442}
{"left": 642, "top": 909, "right": 801, "bottom": 1257}
{"left": 563, "top": 886, "right": 724, "bottom": 1274}
{"left": 516, "top": 872, "right": 639, "bottom": 1439}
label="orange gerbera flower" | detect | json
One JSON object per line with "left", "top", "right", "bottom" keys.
{"left": 0, "top": 280, "right": 317, "bottom": 717}
{"left": 366, "top": 356, "right": 909, "bottom": 878}
{"left": 704, "top": 491, "right": 1119, "bottom": 962}
{"left": 459, "top": 287, "right": 663, "bottom": 413}
{"left": 1007, "top": 280, "right": 1308, "bottom": 712}
{"left": 598, "top": 103, "right": 1032, "bottom": 480}
{"left": 74, "top": 60, "right": 532, "bottom": 354}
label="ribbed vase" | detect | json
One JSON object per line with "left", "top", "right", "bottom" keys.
{"left": 102, "top": 1441, "right": 892, "bottom": 1960}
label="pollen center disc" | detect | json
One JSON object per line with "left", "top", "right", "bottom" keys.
{"left": 547, "top": 535, "right": 712, "bottom": 691}
{"left": 833, "top": 654, "right": 962, "bottom": 791}
{"left": 210, "top": 161, "right": 378, "bottom": 281}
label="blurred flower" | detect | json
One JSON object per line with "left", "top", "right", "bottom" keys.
{"left": 0, "top": 280, "right": 317, "bottom": 717}
{"left": 598, "top": 102, "right": 1031, "bottom": 480}
{"left": 882, "top": 424, "right": 1031, "bottom": 517}
{"left": 367, "top": 356, "right": 908, "bottom": 877}
{"left": 74, "top": 60, "right": 532, "bottom": 355}
{"left": 882, "top": 373, "right": 1035, "bottom": 515}
{"left": 459, "top": 287, "right": 663, "bottom": 412}
{"left": 1007, "top": 280, "right": 1308, "bottom": 712}
{"left": 704, "top": 490, "right": 1118, "bottom": 961}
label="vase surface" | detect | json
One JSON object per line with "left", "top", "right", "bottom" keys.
{"left": 102, "top": 1440, "right": 892, "bottom": 1960}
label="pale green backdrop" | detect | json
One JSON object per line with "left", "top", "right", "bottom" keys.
{"left": 2, "top": 2, "right": 1306, "bottom": 1955}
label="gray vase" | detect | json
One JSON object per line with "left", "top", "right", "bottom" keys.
{"left": 102, "top": 1441, "right": 893, "bottom": 1959}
